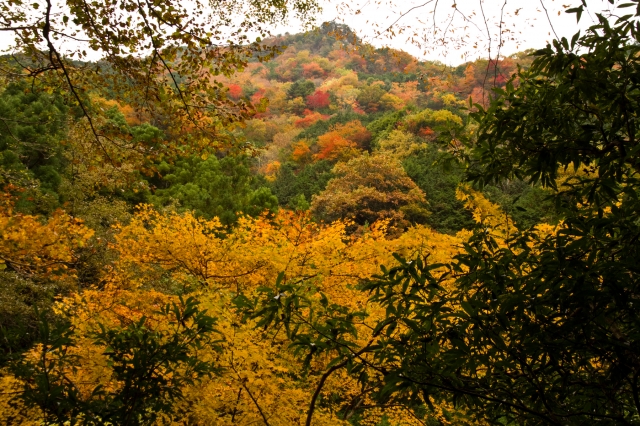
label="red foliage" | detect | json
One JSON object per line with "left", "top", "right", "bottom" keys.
{"left": 228, "top": 84, "right": 243, "bottom": 100}
{"left": 419, "top": 127, "right": 436, "bottom": 140}
{"left": 352, "top": 103, "right": 366, "bottom": 115}
{"left": 306, "top": 90, "right": 330, "bottom": 109}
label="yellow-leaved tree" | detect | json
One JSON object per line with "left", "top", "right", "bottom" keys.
{"left": 2, "top": 195, "right": 497, "bottom": 424}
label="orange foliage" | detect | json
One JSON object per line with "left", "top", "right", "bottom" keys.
{"left": 348, "top": 53, "right": 367, "bottom": 71}
{"left": 419, "top": 126, "right": 436, "bottom": 139}
{"left": 390, "top": 82, "right": 420, "bottom": 105}
{"left": 294, "top": 109, "right": 328, "bottom": 128}
{"left": 228, "top": 83, "right": 243, "bottom": 99}
{"left": 331, "top": 120, "right": 372, "bottom": 148}
{"left": 91, "top": 96, "right": 144, "bottom": 126}
{"left": 314, "top": 120, "right": 371, "bottom": 161}
{"left": 328, "top": 48, "right": 349, "bottom": 64}
{"left": 470, "top": 86, "right": 488, "bottom": 108}
{"left": 352, "top": 103, "right": 366, "bottom": 115}
{"left": 302, "top": 62, "right": 326, "bottom": 78}
{"left": 315, "top": 132, "right": 359, "bottom": 161}
{"left": 264, "top": 160, "right": 281, "bottom": 181}
{"left": 291, "top": 140, "right": 312, "bottom": 162}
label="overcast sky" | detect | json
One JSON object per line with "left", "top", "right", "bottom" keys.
{"left": 274, "top": 0, "right": 617, "bottom": 65}
{"left": 0, "top": 0, "right": 617, "bottom": 66}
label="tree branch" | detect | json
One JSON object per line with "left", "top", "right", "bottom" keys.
{"left": 376, "top": 0, "right": 436, "bottom": 38}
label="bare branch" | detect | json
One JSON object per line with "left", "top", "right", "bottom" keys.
{"left": 495, "top": 0, "right": 508, "bottom": 85}
{"left": 376, "top": 0, "right": 437, "bottom": 39}
{"left": 539, "top": 0, "right": 560, "bottom": 41}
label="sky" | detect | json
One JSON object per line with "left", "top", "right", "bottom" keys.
{"left": 0, "top": 0, "right": 617, "bottom": 66}
{"left": 273, "top": 0, "right": 616, "bottom": 65}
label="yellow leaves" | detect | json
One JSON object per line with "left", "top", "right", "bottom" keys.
{"left": 111, "top": 206, "right": 395, "bottom": 304}
{"left": 456, "top": 185, "right": 515, "bottom": 238}
{"left": 0, "top": 200, "right": 94, "bottom": 281}
{"left": 376, "top": 129, "right": 426, "bottom": 160}
{"left": 0, "top": 373, "right": 41, "bottom": 424}
{"left": 1, "top": 191, "right": 523, "bottom": 424}
{"left": 431, "top": 109, "right": 464, "bottom": 126}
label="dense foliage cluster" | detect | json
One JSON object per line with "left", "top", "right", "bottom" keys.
{"left": 2, "top": 0, "right": 638, "bottom": 425}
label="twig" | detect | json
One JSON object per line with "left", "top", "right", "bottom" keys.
{"left": 376, "top": 0, "right": 437, "bottom": 39}
{"left": 479, "top": 0, "right": 492, "bottom": 105}
{"left": 495, "top": 0, "right": 508, "bottom": 86}
{"left": 539, "top": 0, "right": 560, "bottom": 41}
{"left": 305, "top": 342, "right": 374, "bottom": 426}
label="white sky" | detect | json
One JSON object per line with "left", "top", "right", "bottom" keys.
{"left": 273, "top": 0, "right": 617, "bottom": 65}
{"left": 0, "top": 0, "right": 617, "bottom": 66}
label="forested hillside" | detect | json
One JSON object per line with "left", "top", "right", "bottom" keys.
{"left": 1, "top": 1, "right": 640, "bottom": 425}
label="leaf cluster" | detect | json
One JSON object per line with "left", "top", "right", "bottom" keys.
{"left": 12, "top": 296, "right": 220, "bottom": 425}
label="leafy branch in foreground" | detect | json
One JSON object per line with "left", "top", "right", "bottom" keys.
{"left": 1, "top": 0, "right": 321, "bottom": 159}
{"left": 12, "top": 296, "right": 220, "bottom": 425}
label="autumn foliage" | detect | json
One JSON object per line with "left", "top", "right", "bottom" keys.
{"left": 0, "top": 199, "right": 476, "bottom": 424}
{"left": 311, "top": 153, "right": 428, "bottom": 231}
{"left": 294, "top": 109, "right": 328, "bottom": 128}
{"left": 0, "top": 20, "right": 547, "bottom": 426}
{"left": 228, "top": 83, "right": 243, "bottom": 99}
{"left": 306, "top": 90, "right": 330, "bottom": 109}
{"left": 0, "top": 195, "right": 94, "bottom": 281}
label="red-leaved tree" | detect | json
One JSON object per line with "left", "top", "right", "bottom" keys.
{"left": 306, "top": 90, "right": 330, "bottom": 109}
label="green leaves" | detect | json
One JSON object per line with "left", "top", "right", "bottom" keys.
{"left": 149, "top": 155, "right": 278, "bottom": 225}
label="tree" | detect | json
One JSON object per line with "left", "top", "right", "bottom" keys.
{"left": 244, "top": 4, "right": 640, "bottom": 424}
{"left": 294, "top": 109, "right": 329, "bottom": 128}
{"left": 402, "top": 143, "right": 475, "bottom": 234}
{"left": 311, "top": 153, "right": 427, "bottom": 230}
{"left": 331, "top": 120, "right": 372, "bottom": 149}
{"left": 5, "top": 199, "right": 475, "bottom": 424}
{"left": 376, "top": 129, "right": 424, "bottom": 160}
{"left": 356, "top": 84, "right": 386, "bottom": 112}
{"left": 12, "top": 297, "right": 219, "bottom": 425}
{"left": 0, "top": 83, "right": 69, "bottom": 212}
{"left": 150, "top": 155, "right": 278, "bottom": 225}
{"left": 402, "top": 108, "right": 465, "bottom": 145}
{"left": 228, "top": 84, "right": 244, "bottom": 100}
{"left": 0, "top": 194, "right": 94, "bottom": 366}
{"left": 306, "top": 90, "right": 331, "bottom": 109}
{"left": 271, "top": 160, "right": 334, "bottom": 207}
{"left": 313, "top": 120, "right": 372, "bottom": 161}
{"left": 314, "top": 131, "right": 360, "bottom": 161}
{"left": 287, "top": 79, "right": 317, "bottom": 99}
{"left": 302, "top": 62, "right": 327, "bottom": 78}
